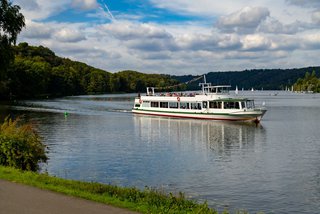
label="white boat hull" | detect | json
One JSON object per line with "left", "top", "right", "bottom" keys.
{"left": 132, "top": 108, "right": 266, "bottom": 122}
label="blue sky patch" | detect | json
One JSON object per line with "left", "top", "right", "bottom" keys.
{"left": 43, "top": 0, "right": 205, "bottom": 24}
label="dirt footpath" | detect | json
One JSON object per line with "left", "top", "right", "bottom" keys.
{"left": 0, "top": 179, "right": 139, "bottom": 214}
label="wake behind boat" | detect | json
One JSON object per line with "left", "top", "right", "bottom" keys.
{"left": 132, "top": 76, "right": 267, "bottom": 123}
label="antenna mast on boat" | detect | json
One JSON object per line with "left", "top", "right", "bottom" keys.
{"left": 199, "top": 75, "right": 210, "bottom": 94}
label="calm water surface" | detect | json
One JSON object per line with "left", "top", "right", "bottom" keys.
{"left": 1, "top": 91, "right": 320, "bottom": 213}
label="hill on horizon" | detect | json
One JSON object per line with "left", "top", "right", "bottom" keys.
{"left": 172, "top": 67, "right": 320, "bottom": 90}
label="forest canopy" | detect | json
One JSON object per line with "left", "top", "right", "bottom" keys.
{"left": 293, "top": 71, "right": 320, "bottom": 93}
{"left": 1, "top": 43, "right": 179, "bottom": 99}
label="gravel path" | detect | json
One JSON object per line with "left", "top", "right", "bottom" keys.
{"left": 0, "top": 179, "right": 139, "bottom": 214}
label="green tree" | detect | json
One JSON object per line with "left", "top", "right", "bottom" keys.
{"left": 293, "top": 70, "right": 320, "bottom": 92}
{"left": 0, "top": 0, "right": 25, "bottom": 97}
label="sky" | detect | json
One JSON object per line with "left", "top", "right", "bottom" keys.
{"left": 12, "top": 0, "right": 320, "bottom": 75}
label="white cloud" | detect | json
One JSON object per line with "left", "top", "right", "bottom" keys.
{"left": 258, "top": 18, "right": 308, "bottom": 34}
{"left": 216, "top": 7, "right": 270, "bottom": 33}
{"left": 241, "top": 34, "right": 271, "bottom": 51}
{"left": 286, "top": 0, "right": 320, "bottom": 8}
{"left": 13, "top": 0, "right": 39, "bottom": 11}
{"left": 21, "top": 20, "right": 53, "bottom": 39}
{"left": 12, "top": 0, "right": 70, "bottom": 20}
{"left": 302, "top": 33, "right": 320, "bottom": 49}
{"left": 102, "top": 22, "right": 172, "bottom": 40}
{"left": 71, "top": 0, "right": 98, "bottom": 10}
{"left": 312, "top": 10, "right": 320, "bottom": 24}
{"left": 54, "top": 28, "right": 86, "bottom": 43}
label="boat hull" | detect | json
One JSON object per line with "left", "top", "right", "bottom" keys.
{"left": 132, "top": 108, "right": 266, "bottom": 122}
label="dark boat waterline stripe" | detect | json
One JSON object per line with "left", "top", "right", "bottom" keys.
{"left": 132, "top": 111, "right": 255, "bottom": 121}
{"left": 132, "top": 108, "right": 263, "bottom": 118}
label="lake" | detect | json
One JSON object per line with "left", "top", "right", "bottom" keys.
{"left": 1, "top": 91, "right": 320, "bottom": 213}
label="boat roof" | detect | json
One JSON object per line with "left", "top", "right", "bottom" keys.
{"left": 145, "top": 75, "right": 232, "bottom": 96}
{"left": 201, "top": 83, "right": 231, "bottom": 95}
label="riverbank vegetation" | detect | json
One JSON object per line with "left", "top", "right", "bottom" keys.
{"left": 0, "top": 117, "right": 47, "bottom": 171}
{"left": 0, "top": 166, "right": 230, "bottom": 214}
{"left": 292, "top": 71, "right": 320, "bottom": 93}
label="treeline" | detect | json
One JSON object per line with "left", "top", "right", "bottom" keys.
{"left": 173, "top": 68, "right": 320, "bottom": 90}
{"left": 0, "top": 43, "right": 179, "bottom": 99}
{"left": 293, "top": 71, "right": 320, "bottom": 92}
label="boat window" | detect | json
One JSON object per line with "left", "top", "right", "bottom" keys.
{"left": 151, "top": 102, "right": 159, "bottom": 108}
{"left": 160, "top": 102, "right": 168, "bottom": 108}
{"left": 169, "top": 102, "right": 178, "bottom": 108}
{"left": 209, "top": 101, "right": 222, "bottom": 109}
{"left": 191, "top": 103, "right": 201, "bottom": 110}
{"left": 135, "top": 104, "right": 140, "bottom": 107}
{"left": 180, "top": 102, "right": 189, "bottom": 109}
{"left": 241, "top": 101, "right": 246, "bottom": 109}
{"left": 203, "top": 101, "right": 207, "bottom": 108}
{"left": 224, "top": 101, "right": 240, "bottom": 109}
{"left": 141, "top": 102, "right": 150, "bottom": 107}
{"left": 246, "top": 100, "right": 255, "bottom": 109}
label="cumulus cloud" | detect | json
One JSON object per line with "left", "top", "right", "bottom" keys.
{"left": 258, "top": 18, "right": 308, "bottom": 34}
{"left": 269, "top": 35, "right": 300, "bottom": 51}
{"left": 12, "top": 0, "right": 71, "bottom": 20}
{"left": 13, "top": 0, "right": 39, "bottom": 11}
{"left": 21, "top": 20, "right": 53, "bottom": 39}
{"left": 175, "top": 34, "right": 219, "bottom": 51}
{"left": 102, "top": 22, "right": 172, "bottom": 40}
{"left": 216, "top": 7, "right": 270, "bottom": 33}
{"left": 71, "top": 0, "right": 98, "bottom": 10}
{"left": 217, "top": 34, "right": 242, "bottom": 49}
{"left": 286, "top": 0, "right": 320, "bottom": 8}
{"left": 312, "top": 10, "right": 320, "bottom": 24}
{"left": 302, "top": 33, "right": 320, "bottom": 49}
{"left": 241, "top": 34, "right": 272, "bottom": 51}
{"left": 54, "top": 28, "right": 86, "bottom": 43}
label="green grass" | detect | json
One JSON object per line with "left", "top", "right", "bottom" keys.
{"left": 0, "top": 166, "right": 222, "bottom": 213}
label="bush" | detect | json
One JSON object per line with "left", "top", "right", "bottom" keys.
{"left": 0, "top": 116, "right": 47, "bottom": 171}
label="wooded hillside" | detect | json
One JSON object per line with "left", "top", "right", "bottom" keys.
{"left": 172, "top": 68, "right": 320, "bottom": 90}
{"left": 1, "top": 43, "right": 178, "bottom": 99}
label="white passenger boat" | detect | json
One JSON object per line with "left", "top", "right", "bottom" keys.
{"left": 132, "top": 77, "right": 267, "bottom": 122}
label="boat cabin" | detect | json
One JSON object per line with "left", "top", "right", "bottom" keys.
{"left": 200, "top": 82, "right": 231, "bottom": 95}
{"left": 135, "top": 99, "right": 256, "bottom": 110}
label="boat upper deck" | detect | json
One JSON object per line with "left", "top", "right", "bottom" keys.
{"left": 146, "top": 83, "right": 232, "bottom": 98}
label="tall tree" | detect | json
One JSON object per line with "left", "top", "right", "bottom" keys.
{"left": 0, "top": 0, "right": 25, "bottom": 97}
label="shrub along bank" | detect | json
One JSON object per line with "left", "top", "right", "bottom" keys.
{"left": 0, "top": 117, "right": 47, "bottom": 171}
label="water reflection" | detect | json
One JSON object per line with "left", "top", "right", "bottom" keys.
{"left": 133, "top": 115, "right": 265, "bottom": 159}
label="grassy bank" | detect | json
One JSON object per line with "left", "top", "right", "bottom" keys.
{"left": 0, "top": 166, "right": 223, "bottom": 214}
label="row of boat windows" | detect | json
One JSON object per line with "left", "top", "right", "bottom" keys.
{"left": 136, "top": 101, "right": 255, "bottom": 109}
